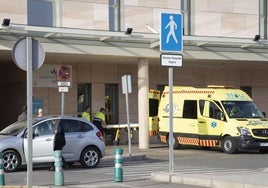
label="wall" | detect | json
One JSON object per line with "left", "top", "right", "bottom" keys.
{"left": 0, "top": 0, "right": 259, "bottom": 37}
{"left": 1, "top": 60, "right": 268, "bottom": 130}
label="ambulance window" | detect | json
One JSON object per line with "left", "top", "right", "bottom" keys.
{"left": 209, "top": 102, "right": 222, "bottom": 120}
{"left": 199, "top": 100, "right": 205, "bottom": 115}
{"left": 183, "top": 100, "right": 197, "bottom": 119}
{"left": 149, "top": 99, "right": 159, "bottom": 117}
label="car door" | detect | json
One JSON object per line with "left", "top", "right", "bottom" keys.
{"left": 61, "top": 119, "right": 92, "bottom": 161}
{"left": 24, "top": 119, "right": 57, "bottom": 163}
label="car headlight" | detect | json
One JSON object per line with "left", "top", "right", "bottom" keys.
{"left": 237, "top": 127, "right": 251, "bottom": 136}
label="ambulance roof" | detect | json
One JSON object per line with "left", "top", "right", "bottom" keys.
{"left": 162, "top": 86, "right": 252, "bottom": 101}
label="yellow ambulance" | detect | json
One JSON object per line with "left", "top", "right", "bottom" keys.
{"left": 149, "top": 89, "right": 161, "bottom": 136}
{"left": 158, "top": 86, "right": 268, "bottom": 153}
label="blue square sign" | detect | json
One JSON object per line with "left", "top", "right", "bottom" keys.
{"left": 160, "top": 13, "right": 183, "bottom": 52}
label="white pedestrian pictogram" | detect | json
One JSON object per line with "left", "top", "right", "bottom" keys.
{"left": 165, "top": 15, "right": 178, "bottom": 44}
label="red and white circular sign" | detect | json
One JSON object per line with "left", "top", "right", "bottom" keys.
{"left": 57, "top": 65, "right": 71, "bottom": 81}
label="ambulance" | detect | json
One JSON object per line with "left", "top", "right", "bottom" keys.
{"left": 158, "top": 86, "right": 268, "bottom": 153}
{"left": 149, "top": 89, "right": 161, "bottom": 136}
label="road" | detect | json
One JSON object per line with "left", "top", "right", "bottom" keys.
{"left": 3, "top": 143, "right": 268, "bottom": 187}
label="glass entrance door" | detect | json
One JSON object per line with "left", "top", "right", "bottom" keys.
{"left": 105, "top": 84, "right": 119, "bottom": 124}
{"left": 77, "top": 84, "right": 91, "bottom": 117}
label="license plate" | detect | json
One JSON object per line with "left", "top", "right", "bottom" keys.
{"left": 260, "top": 143, "right": 268, "bottom": 146}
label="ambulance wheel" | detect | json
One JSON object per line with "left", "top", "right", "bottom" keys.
{"left": 222, "top": 136, "right": 238, "bottom": 154}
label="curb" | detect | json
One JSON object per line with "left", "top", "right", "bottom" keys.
{"left": 0, "top": 186, "right": 50, "bottom": 188}
{"left": 150, "top": 171, "right": 268, "bottom": 188}
{"left": 102, "top": 153, "right": 147, "bottom": 163}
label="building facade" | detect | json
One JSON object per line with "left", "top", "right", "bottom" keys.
{"left": 1, "top": 0, "right": 268, "bottom": 147}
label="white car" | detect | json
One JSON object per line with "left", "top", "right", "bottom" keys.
{"left": 0, "top": 116, "right": 105, "bottom": 172}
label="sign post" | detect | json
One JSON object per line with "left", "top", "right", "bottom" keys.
{"left": 57, "top": 65, "right": 71, "bottom": 116}
{"left": 12, "top": 37, "right": 45, "bottom": 188}
{"left": 160, "top": 12, "right": 183, "bottom": 174}
{"left": 121, "top": 75, "right": 132, "bottom": 156}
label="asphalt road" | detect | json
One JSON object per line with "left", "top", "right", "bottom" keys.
{"left": 3, "top": 143, "right": 268, "bottom": 188}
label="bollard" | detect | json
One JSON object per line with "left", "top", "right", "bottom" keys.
{"left": 54, "top": 150, "right": 64, "bottom": 186}
{"left": 114, "top": 148, "right": 123, "bottom": 182}
{"left": 0, "top": 152, "right": 5, "bottom": 186}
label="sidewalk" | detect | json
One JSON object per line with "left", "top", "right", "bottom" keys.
{"left": 151, "top": 170, "right": 268, "bottom": 188}
{"left": 105, "top": 144, "right": 268, "bottom": 188}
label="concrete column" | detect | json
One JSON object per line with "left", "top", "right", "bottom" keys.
{"left": 259, "top": 0, "right": 267, "bottom": 39}
{"left": 138, "top": 58, "right": 149, "bottom": 149}
{"left": 54, "top": 0, "right": 62, "bottom": 27}
{"left": 181, "top": 0, "right": 195, "bottom": 35}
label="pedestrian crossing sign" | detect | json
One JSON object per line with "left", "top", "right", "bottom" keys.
{"left": 160, "top": 13, "right": 183, "bottom": 52}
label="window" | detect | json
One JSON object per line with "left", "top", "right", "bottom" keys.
{"left": 34, "top": 120, "right": 54, "bottom": 136}
{"left": 105, "top": 84, "right": 119, "bottom": 124}
{"left": 61, "top": 119, "right": 93, "bottom": 133}
{"left": 149, "top": 98, "right": 159, "bottom": 117}
{"left": 77, "top": 83, "right": 91, "bottom": 117}
{"left": 183, "top": 100, "right": 197, "bottom": 119}
{"left": 81, "top": 122, "right": 93, "bottom": 132}
{"left": 209, "top": 102, "right": 222, "bottom": 120}
{"left": 199, "top": 100, "right": 205, "bottom": 116}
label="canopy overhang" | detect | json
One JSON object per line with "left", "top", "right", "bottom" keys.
{"left": 0, "top": 24, "right": 268, "bottom": 67}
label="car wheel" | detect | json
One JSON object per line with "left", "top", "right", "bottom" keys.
{"left": 3, "top": 150, "right": 21, "bottom": 172}
{"left": 221, "top": 136, "right": 238, "bottom": 154}
{"left": 80, "top": 146, "right": 100, "bottom": 168}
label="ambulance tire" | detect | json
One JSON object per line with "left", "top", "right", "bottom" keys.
{"left": 221, "top": 136, "right": 238, "bottom": 154}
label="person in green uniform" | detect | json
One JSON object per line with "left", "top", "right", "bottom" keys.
{"left": 82, "top": 105, "right": 91, "bottom": 121}
{"left": 93, "top": 108, "right": 106, "bottom": 135}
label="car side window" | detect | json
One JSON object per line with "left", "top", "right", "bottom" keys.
{"left": 61, "top": 119, "right": 93, "bottom": 133}
{"left": 81, "top": 121, "right": 93, "bottom": 132}
{"left": 34, "top": 120, "right": 54, "bottom": 137}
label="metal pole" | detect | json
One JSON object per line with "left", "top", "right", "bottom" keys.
{"left": 125, "top": 77, "right": 132, "bottom": 156}
{"left": 61, "top": 93, "right": 64, "bottom": 115}
{"left": 168, "top": 67, "right": 174, "bottom": 174}
{"left": 26, "top": 37, "right": 33, "bottom": 188}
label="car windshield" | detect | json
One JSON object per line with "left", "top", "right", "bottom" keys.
{"left": 0, "top": 118, "right": 44, "bottom": 136}
{"left": 0, "top": 120, "right": 27, "bottom": 136}
{"left": 222, "top": 101, "right": 264, "bottom": 119}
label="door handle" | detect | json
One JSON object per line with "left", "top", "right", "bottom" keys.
{"left": 45, "top": 138, "right": 52, "bottom": 141}
{"left": 78, "top": 135, "right": 84, "bottom": 138}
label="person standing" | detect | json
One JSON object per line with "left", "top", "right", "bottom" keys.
{"left": 50, "top": 121, "right": 68, "bottom": 171}
{"left": 93, "top": 108, "right": 106, "bottom": 135}
{"left": 37, "top": 108, "right": 44, "bottom": 117}
{"left": 82, "top": 105, "right": 91, "bottom": 121}
{"left": 18, "top": 105, "right": 27, "bottom": 121}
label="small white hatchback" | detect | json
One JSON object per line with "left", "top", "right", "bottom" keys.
{"left": 0, "top": 116, "right": 105, "bottom": 172}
